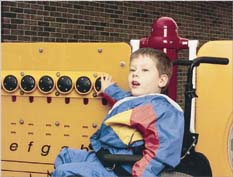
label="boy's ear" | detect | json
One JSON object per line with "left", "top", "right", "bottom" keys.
{"left": 158, "top": 74, "right": 169, "bottom": 88}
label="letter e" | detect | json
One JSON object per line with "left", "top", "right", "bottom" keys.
{"left": 10, "top": 143, "right": 18, "bottom": 151}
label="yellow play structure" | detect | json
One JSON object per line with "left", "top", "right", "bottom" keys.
{"left": 1, "top": 41, "right": 232, "bottom": 176}
{"left": 196, "top": 41, "right": 232, "bottom": 176}
{"left": 1, "top": 43, "right": 131, "bottom": 176}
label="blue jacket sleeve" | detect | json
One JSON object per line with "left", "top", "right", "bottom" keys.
{"left": 130, "top": 97, "right": 184, "bottom": 177}
{"left": 90, "top": 85, "right": 130, "bottom": 151}
{"left": 103, "top": 84, "right": 131, "bottom": 103}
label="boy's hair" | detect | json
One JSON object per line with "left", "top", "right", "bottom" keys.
{"left": 130, "top": 48, "right": 173, "bottom": 91}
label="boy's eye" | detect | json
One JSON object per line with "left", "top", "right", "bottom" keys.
{"left": 130, "top": 68, "right": 135, "bottom": 72}
{"left": 142, "top": 69, "right": 149, "bottom": 72}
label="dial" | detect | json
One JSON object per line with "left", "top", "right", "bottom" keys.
{"left": 94, "top": 77, "right": 101, "bottom": 92}
{"left": 57, "top": 76, "right": 73, "bottom": 93}
{"left": 76, "top": 76, "right": 92, "bottom": 94}
{"left": 21, "top": 75, "right": 36, "bottom": 92}
{"left": 39, "top": 75, "right": 54, "bottom": 93}
{"left": 3, "top": 75, "right": 18, "bottom": 92}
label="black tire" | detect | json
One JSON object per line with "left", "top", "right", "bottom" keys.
{"left": 161, "top": 171, "right": 192, "bottom": 177}
{"left": 175, "top": 151, "right": 212, "bottom": 176}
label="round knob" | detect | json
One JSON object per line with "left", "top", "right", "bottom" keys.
{"left": 75, "top": 76, "right": 92, "bottom": 94}
{"left": 3, "top": 75, "right": 18, "bottom": 92}
{"left": 57, "top": 76, "right": 73, "bottom": 94}
{"left": 38, "top": 75, "right": 54, "bottom": 93}
{"left": 21, "top": 75, "right": 36, "bottom": 92}
{"left": 94, "top": 77, "right": 101, "bottom": 92}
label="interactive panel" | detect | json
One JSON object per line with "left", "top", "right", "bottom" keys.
{"left": 1, "top": 43, "right": 131, "bottom": 176}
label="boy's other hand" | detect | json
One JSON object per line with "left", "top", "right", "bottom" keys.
{"left": 100, "top": 74, "right": 115, "bottom": 93}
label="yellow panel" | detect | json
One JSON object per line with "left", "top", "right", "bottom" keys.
{"left": 196, "top": 40, "right": 233, "bottom": 176}
{"left": 2, "top": 161, "right": 53, "bottom": 176}
{"left": 1, "top": 171, "right": 51, "bottom": 177}
{"left": 1, "top": 43, "right": 131, "bottom": 176}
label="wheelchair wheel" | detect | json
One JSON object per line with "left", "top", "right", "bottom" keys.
{"left": 161, "top": 171, "right": 192, "bottom": 177}
{"left": 174, "top": 151, "right": 212, "bottom": 176}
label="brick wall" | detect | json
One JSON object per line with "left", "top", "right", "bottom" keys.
{"left": 1, "top": 1, "right": 232, "bottom": 108}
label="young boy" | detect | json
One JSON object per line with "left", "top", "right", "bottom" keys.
{"left": 52, "top": 48, "right": 184, "bottom": 177}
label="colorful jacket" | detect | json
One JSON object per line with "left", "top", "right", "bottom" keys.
{"left": 90, "top": 84, "right": 184, "bottom": 177}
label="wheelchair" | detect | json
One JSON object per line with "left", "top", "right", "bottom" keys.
{"left": 97, "top": 56, "right": 229, "bottom": 177}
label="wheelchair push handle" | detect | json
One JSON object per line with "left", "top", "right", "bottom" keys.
{"left": 174, "top": 56, "right": 229, "bottom": 87}
{"left": 192, "top": 57, "right": 229, "bottom": 66}
{"left": 173, "top": 57, "right": 229, "bottom": 66}
{"left": 173, "top": 60, "right": 193, "bottom": 66}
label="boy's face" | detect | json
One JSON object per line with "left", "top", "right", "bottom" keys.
{"left": 128, "top": 55, "right": 168, "bottom": 96}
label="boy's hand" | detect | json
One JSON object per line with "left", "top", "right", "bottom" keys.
{"left": 100, "top": 74, "right": 115, "bottom": 93}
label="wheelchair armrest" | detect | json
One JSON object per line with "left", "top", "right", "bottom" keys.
{"left": 102, "top": 154, "right": 142, "bottom": 165}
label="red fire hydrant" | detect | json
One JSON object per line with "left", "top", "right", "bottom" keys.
{"left": 140, "top": 17, "right": 188, "bottom": 101}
